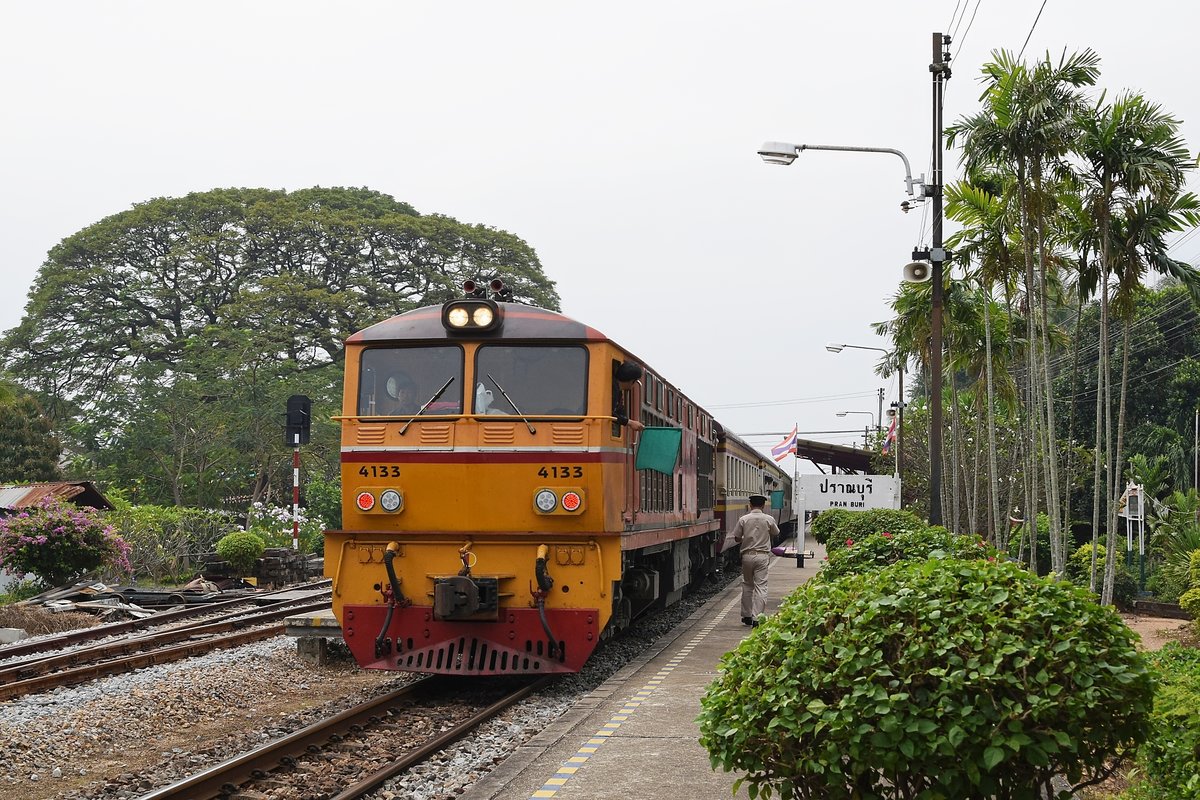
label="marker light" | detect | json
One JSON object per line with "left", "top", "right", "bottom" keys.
{"left": 561, "top": 491, "right": 582, "bottom": 512}
{"left": 534, "top": 489, "right": 557, "bottom": 512}
{"left": 380, "top": 489, "right": 403, "bottom": 512}
{"left": 356, "top": 491, "right": 375, "bottom": 511}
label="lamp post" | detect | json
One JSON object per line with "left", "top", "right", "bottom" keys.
{"left": 827, "top": 344, "right": 904, "bottom": 482}
{"left": 761, "top": 32, "right": 947, "bottom": 524}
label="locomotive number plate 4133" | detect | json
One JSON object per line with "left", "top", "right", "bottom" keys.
{"left": 537, "top": 465, "right": 583, "bottom": 478}
{"left": 358, "top": 465, "right": 400, "bottom": 477}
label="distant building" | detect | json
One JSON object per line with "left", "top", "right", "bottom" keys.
{"left": 0, "top": 481, "right": 114, "bottom": 516}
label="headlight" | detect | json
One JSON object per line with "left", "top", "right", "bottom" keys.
{"left": 380, "top": 489, "right": 403, "bottom": 512}
{"left": 534, "top": 489, "right": 557, "bottom": 512}
{"left": 441, "top": 299, "right": 501, "bottom": 333}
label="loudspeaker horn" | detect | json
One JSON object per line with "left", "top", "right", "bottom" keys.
{"left": 903, "top": 260, "right": 932, "bottom": 283}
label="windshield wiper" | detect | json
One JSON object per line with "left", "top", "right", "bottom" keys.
{"left": 399, "top": 376, "right": 455, "bottom": 436}
{"left": 488, "top": 373, "right": 536, "bottom": 434}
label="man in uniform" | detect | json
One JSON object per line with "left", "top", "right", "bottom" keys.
{"left": 733, "top": 494, "right": 779, "bottom": 626}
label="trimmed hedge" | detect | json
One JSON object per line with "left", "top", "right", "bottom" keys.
{"left": 816, "top": 526, "right": 997, "bottom": 582}
{"left": 809, "top": 508, "right": 925, "bottom": 548}
{"left": 698, "top": 558, "right": 1154, "bottom": 800}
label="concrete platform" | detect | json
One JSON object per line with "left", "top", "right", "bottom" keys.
{"left": 466, "top": 538, "right": 826, "bottom": 800}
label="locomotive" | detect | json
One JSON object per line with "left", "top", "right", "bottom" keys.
{"left": 324, "top": 280, "right": 795, "bottom": 676}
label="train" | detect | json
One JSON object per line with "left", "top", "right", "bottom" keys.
{"left": 324, "top": 280, "right": 796, "bottom": 676}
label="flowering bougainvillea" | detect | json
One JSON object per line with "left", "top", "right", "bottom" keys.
{"left": 0, "top": 497, "right": 131, "bottom": 586}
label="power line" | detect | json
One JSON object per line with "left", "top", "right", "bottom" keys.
{"left": 954, "top": 0, "right": 985, "bottom": 59}
{"left": 706, "top": 390, "right": 878, "bottom": 410}
{"left": 1017, "top": 0, "right": 1049, "bottom": 61}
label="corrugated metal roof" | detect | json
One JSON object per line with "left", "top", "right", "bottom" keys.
{"left": 0, "top": 482, "right": 113, "bottom": 512}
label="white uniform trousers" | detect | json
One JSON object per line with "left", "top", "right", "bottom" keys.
{"left": 740, "top": 551, "right": 770, "bottom": 620}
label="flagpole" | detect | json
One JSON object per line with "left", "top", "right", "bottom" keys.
{"left": 793, "top": 421, "right": 806, "bottom": 568}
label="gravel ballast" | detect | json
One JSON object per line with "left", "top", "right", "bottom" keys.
{"left": 0, "top": 570, "right": 738, "bottom": 800}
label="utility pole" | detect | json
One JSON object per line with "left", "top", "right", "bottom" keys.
{"left": 876, "top": 388, "right": 884, "bottom": 437}
{"left": 928, "top": 31, "right": 951, "bottom": 526}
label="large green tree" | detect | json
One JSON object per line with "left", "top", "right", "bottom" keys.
{"left": 0, "top": 390, "right": 62, "bottom": 482}
{"left": 1, "top": 186, "right": 559, "bottom": 506}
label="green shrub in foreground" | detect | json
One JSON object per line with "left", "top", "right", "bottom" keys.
{"left": 1120, "top": 643, "right": 1200, "bottom": 800}
{"left": 809, "top": 507, "right": 924, "bottom": 547}
{"left": 816, "top": 526, "right": 996, "bottom": 582}
{"left": 215, "top": 531, "right": 265, "bottom": 577}
{"left": 698, "top": 558, "right": 1154, "bottom": 800}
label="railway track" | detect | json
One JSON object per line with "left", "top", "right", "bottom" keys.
{"left": 135, "top": 674, "right": 552, "bottom": 800}
{"left": 0, "top": 579, "right": 332, "bottom": 662}
{"left": 0, "top": 594, "right": 331, "bottom": 701}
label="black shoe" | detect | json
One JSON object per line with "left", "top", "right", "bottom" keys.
{"left": 751, "top": 619, "right": 761, "bottom": 627}
{"left": 741, "top": 616, "right": 753, "bottom": 626}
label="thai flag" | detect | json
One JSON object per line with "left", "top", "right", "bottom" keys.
{"left": 771, "top": 425, "right": 798, "bottom": 462}
{"left": 881, "top": 416, "right": 897, "bottom": 455}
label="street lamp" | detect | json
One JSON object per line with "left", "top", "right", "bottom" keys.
{"left": 827, "top": 344, "right": 904, "bottom": 483}
{"left": 757, "top": 142, "right": 926, "bottom": 203}
{"left": 836, "top": 411, "right": 875, "bottom": 448}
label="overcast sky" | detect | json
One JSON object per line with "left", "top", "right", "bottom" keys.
{"left": 3, "top": 1, "right": 1198, "bottom": 469}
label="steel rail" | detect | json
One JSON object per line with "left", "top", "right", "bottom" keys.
{"left": 0, "top": 600, "right": 329, "bottom": 701}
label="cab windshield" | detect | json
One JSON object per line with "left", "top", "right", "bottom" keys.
{"left": 473, "top": 345, "right": 587, "bottom": 417}
{"left": 358, "top": 346, "right": 464, "bottom": 416}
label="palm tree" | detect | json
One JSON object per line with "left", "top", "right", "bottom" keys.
{"left": 1075, "top": 91, "right": 1198, "bottom": 604}
{"left": 947, "top": 48, "right": 1101, "bottom": 576}
{"left": 945, "top": 175, "right": 1022, "bottom": 544}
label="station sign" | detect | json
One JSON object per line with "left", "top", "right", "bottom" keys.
{"left": 797, "top": 474, "right": 900, "bottom": 511}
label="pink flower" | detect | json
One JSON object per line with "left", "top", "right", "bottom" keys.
{"left": 881, "top": 532, "right": 893, "bottom": 539}
{"left": 846, "top": 538, "right": 854, "bottom": 547}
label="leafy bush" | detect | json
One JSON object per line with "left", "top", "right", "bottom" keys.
{"left": 1190, "top": 549, "right": 1200, "bottom": 588}
{"left": 104, "top": 500, "right": 239, "bottom": 583}
{"left": 215, "top": 531, "right": 265, "bottom": 577}
{"left": 698, "top": 558, "right": 1154, "bottom": 800}
{"left": 0, "top": 578, "right": 47, "bottom": 604}
{"left": 810, "top": 507, "right": 925, "bottom": 550}
{"left": 1064, "top": 543, "right": 1138, "bottom": 609}
{"left": 0, "top": 497, "right": 131, "bottom": 586}
{"left": 1120, "top": 643, "right": 1200, "bottom": 800}
{"left": 817, "top": 526, "right": 997, "bottom": 582}
{"left": 1179, "top": 587, "right": 1200, "bottom": 620}
{"left": 1008, "top": 512, "right": 1052, "bottom": 576}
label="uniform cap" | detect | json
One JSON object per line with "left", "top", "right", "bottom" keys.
{"left": 748, "top": 494, "right": 768, "bottom": 505}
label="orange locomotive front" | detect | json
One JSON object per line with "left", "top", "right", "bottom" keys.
{"left": 325, "top": 282, "right": 721, "bottom": 675}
